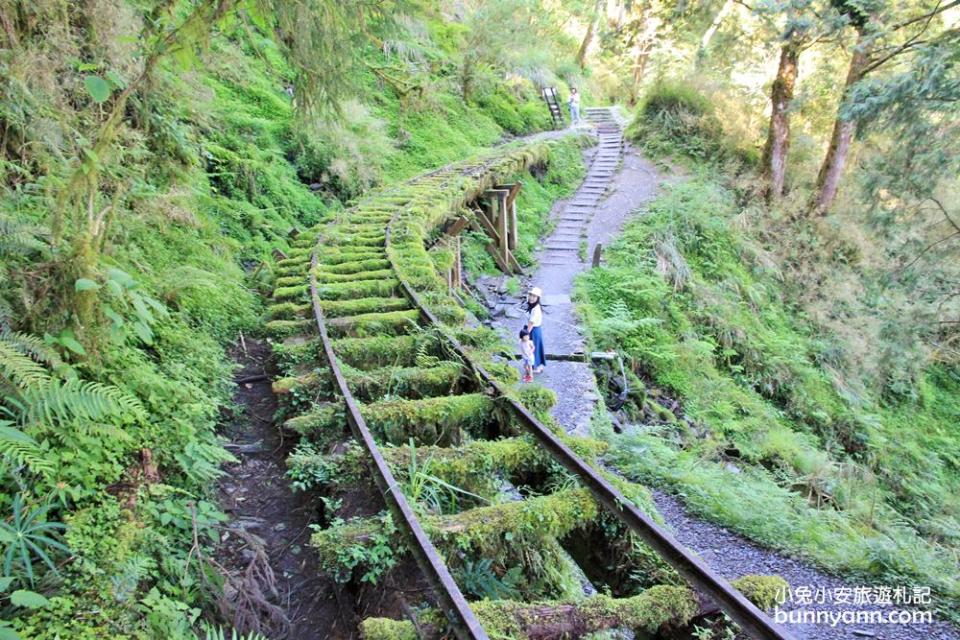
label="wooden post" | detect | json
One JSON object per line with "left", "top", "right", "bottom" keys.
{"left": 486, "top": 189, "right": 511, "bottom": 271}
{"left": 591, "top": 242, "right": 602, "bottom": 268}
{"left": 453, "top": 235, "right": 462, "bottom": 288}
{"left": 509, "top": 197, "right": 518, "bottom": 251}
{"left": 496, "top": 183, "right": 521, "bottom": 251}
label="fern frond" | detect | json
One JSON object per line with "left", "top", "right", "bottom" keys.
{"left": 19, "top": 380, "right": 145, "bottom": 427}
{"left": 0, "top": 338, "right": 50, "bottom": 389}
{"left": 0, "top": 330, "right": 62, "bottom": 369}
{"left": 0, "top": 422, "right": 53, "bottom": 476}
{"left": 0, "top": 214, "right": 49, "bottom": 255}
{"left": 0, "top": 298, "right": 11, "bottom": 331}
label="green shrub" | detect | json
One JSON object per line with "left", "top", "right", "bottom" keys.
{"left": 627, "top": 81, "right": 752, "bottom": 166}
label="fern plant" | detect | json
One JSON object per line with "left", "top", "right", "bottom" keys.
{"left": 0, "top": 214, "right": 48, "bottom": 256}
{"left": 0, "top": 328, "right": 144, "bottom": 480}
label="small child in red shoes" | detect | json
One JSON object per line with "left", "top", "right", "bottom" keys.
{"left": 519, "top": 328, "right": 535, "bottom": 383}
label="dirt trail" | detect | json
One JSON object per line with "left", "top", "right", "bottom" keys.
{"left": 216, "top": 339, "right": 346, "bottom": 639}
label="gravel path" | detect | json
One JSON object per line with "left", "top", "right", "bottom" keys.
{"left": 654, "top": 491, "right": 958, "bottom": 640}
{"left": 480, "top": 108, "right": 660, "bottom": 434}
{"left": 477, "top": 112, "right": 959, "bottom": 640}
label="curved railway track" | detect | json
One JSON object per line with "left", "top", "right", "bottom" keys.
{"left": 267, "top": 133, "right": 795, "bottom": 640}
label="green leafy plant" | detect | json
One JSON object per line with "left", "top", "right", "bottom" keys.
{"left": 403, "top": 440, "right": 488, "bottom": 515}
{"left": 457, "top": 558, "right": 522, "bottom": 600}
{"left": 0, "top": 494, "right": 68, "bottom": 586}
{"left": 200, "top": 622, "right": 268, "bottom": 640}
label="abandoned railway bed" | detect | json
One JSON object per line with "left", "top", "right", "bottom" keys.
{"left": 266, "top": 121, "right": 794, "bottom": 640}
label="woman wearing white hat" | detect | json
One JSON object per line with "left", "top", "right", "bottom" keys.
{"left": 524, "top": 287, "right": 546, "bottom": 373}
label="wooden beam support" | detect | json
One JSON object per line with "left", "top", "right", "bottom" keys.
{"left": 444, "top": 215, "right": 472, "bottom": 238}
{"left": 453, "top": 235, "right": 462, "bottom": 288}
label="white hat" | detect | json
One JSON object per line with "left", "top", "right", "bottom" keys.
{"left": 529, "top": 287, "right": 542, "bottom": 297}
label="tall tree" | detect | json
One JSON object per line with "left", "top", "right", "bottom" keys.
{"left": 761, "top": 39, "right": 801, "bottom": 198}
{"left": 758, "top": 1, "right": 843, "bottom": 199}
{"left": 577, "top": 0, "right": 605, "bottom": 69}
{"left": 811, "top": 0, "right": 960, "bottom": 214}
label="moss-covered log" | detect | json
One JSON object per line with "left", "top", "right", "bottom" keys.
{"left": 364, "top": 581, "right": 795, "bottom": 640}
{"left": 267, "top": 301, "right": 311, "bottom": 320}
{"left": 315, "top": 249, "right": 387, "bottom": 266}
{"left": 274, "top": 361, "right": 465, "bottom": 401}
{"left": 316, "top": 258, "right": 391, "bottom": 275}
{"left": 320, "top": 296, "right": 411, "bottom": 318}
{"left": 273, "top": 283, "right": 310, "bottom": 301}
{"left": 311, "top": 488, "right": 597, "bottom": 555}
{"left": 325, "top": 309, "right": 421, "bottom": 338}
{"left": 287, "top": 393, "right": 496, "bottom": 446}
{"left": 332, "top": 334, "right": 439, "bottom": 368}
{"left": 314, "top": 268, "right": 394, "bottom": 284}
{"left": 314, "top": 278, "right": 400, "bottom": 300}
{"left": 265, "top": 318, "right": 312, "bottom": 338}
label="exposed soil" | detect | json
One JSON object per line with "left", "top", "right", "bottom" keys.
{"left": 216, "top": 338, "right": 348, "bottom": 639}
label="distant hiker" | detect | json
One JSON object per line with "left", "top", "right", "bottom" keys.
{"left": 524, "top": 287, "right": 546, "bottom": 373}
{"left": 568, "top": 88, "right": 581, "bottom": 126}
{"left": 519, "top": 328, "right": 535, "bottom": 383}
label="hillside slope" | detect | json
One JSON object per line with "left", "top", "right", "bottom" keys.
{"left": 0, "top": 4, "right": 576, "bottom": 637}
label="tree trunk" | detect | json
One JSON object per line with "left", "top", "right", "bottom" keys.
{"left": 761, "top": 41, "right": 800, "bottom": 199}
{"left": 576, "top": 0, "right": 602, "bottom": 69}
{"left": 629, "top": 48, "right": 651, "bottom": 105}
{"left": 699, "top": 0, "right": 734, "bottom": 54}
{"left": 812, "top": 30, "right": 869, "bottom": 215}
{"left": 628, "top": 1, "right": 653, "bottom": 105}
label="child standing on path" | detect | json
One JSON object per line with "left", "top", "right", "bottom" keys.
{"left": 519, "top": 329, "right": 535, "bottom": 383}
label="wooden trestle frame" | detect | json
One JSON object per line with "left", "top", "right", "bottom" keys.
{"left": 441, "top": 182, "right": 523, "bottom": 289}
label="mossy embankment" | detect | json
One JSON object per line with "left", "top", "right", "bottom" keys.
{"left": 1, "top": 9, "right": 573, "bottom": 638}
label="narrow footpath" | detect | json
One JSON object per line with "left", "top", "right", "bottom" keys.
{"left": 482, "top": 109, "right": 959, "bottom": 640}
{"left": 484, "top": 107, "right": 661, "bottom": 434}
{"left": 216, "top": 340, "right": 343, "bottom": 639}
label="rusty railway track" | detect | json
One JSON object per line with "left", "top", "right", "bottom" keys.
{"left": 269, "top": 137, "right": 795, "bottom": 640}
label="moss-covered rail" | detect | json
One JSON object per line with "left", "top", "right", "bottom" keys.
{"left": 268, "top": 138, "right": 794, "bottom": 640}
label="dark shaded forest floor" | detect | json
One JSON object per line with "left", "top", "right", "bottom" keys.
{"left": 216, "top": 339, "right": 345, "bottom": 639}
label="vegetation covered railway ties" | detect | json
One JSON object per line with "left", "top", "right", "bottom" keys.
{"left": 266, "top": 138, "right": 793, "bottom": 639}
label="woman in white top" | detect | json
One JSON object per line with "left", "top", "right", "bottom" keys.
{"left": 568, "top": 88, "right": 581, "bottom": 126}
{"left": 524, "top": 287, "right": 545, "bottom": 373}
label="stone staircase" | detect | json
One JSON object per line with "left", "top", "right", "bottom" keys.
{"left": 540, "top": 107, "right": 624, "bottom": 266}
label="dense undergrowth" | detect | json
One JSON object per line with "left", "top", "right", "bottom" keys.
{"left": 0, "top": 3, "right": 575, "bottom": 637}
{"left": 578, "top": 83, "right": 960, "bottom": 618}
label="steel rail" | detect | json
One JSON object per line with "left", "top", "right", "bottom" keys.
{"left": 307, "top": 246, "right": 490, "bottom": 640}
{"left": 385, "top": 204, "right": 797, "bottom": 640}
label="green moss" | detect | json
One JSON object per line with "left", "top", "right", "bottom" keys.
{"left": 732, "top": 575, "right": 789, "bottom": 611}
{"left": 313, "top": 268, "right": 393, "bottom": 284}
{"left": 325, "top": 309, "right": 420, "bottom": 338}
{"left": 314, "top": 278, "right": 400, "bottom": 300}
{"left": 286, "top": 393, "right": 496, "bottom": 446}
{"left": 360, "top": 618, "right": 418, "bottom": 640}
{"left": 361, "top": 585, "right": 700, "bottom": 640}
{"left": 331, "top": 334, "right": 439, "bottom": 368}
{"left": 319, "top": 296, "right": 411, "bottom": 318}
